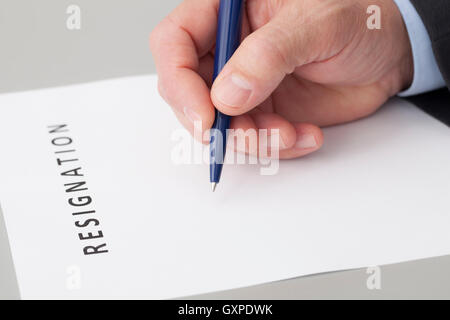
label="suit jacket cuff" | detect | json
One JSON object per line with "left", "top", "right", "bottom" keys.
{"left": 393, "top": 0, "right": 446, "bottom": 97}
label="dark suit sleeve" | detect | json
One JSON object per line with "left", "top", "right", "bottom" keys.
{"left": 410, "top": 0, "right": 450, "bottom": 88}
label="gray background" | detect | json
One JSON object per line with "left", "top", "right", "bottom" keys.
{"left": 0, "top": 0, "right": 449, "bottom": 299}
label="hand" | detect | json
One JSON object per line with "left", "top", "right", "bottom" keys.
{"left": 150, "top": 0, "right": 413, "bottom": 159}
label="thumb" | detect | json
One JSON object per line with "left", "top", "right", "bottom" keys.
{"left": 210, "top": 11, "right": 314, "bottom": 116}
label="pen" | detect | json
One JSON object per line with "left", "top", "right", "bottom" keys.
{"left": 210, "top": 0, "right": 245, "bottom": 192}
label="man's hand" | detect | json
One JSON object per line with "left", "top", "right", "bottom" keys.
{"left": 150, "top": 0, "right": 413, "bottom": 159}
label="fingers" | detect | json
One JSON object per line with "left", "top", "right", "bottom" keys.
{"left": 210, "top": 5, "right": 318, "bottom": 116}
{"left": 150, "top": 0, "right": 220, "bottom": 138}
{"left": 210, "top": 20, "right": 295, "bottom": 116}
{"left": 156, "top": 0, "right": 220, "bottom": 57}
{"left": 228, "top": 113, "right": 323, "bottom": 160}
{"left": 229, "top": 112, "right": 296, "bottom": 155}
{"left": 279, "top": 123, "right": 324, "bottom": 160}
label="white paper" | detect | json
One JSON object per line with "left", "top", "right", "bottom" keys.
{"left": 0, "top": 75, "right": 449, "bottom": 299}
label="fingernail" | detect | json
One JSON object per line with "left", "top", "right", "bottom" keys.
{"left": 183, "top": 106, "right": 201, "bottom": 124}
{"left": 296, "top": 134, "right": 317, "bottom": 149}
{"left": 214, "top": 74, "right": 252, "bottom": 108}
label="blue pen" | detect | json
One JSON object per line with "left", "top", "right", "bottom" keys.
{"left": 210, "top": 0, "right": 244, "bottom": 192}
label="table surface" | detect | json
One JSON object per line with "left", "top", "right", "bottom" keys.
{"left": 0, "top": 0, "right": 449, "bottom": 299}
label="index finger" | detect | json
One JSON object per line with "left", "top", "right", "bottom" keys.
{"left": 150, "top": 0, "right": 221, "bottom": 135}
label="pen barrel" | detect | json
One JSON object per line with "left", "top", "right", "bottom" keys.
{"left": 212, "top": 0, "right": 244, "bottom": 81}
{"left": 210, "top": 0, "right": 244, "bottom": 183}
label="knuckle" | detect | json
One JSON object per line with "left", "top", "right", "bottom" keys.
{"left": 149, "top": 26, "right": 161, "bottom": 52}
{"left": 157, "top": 80, "right": 166, "bottom": 99}
{"left": 157, "top": 78, "right": 172, "bottom": 106}
{"left": 242, "top": 26, "right": 295, "bottom": 75}
{"left": 149, "top": 18, "right": 171, "bottom": 51}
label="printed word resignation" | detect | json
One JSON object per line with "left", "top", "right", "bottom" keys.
{"left": 48, "top": 124, "right": 108, "bottom": 256}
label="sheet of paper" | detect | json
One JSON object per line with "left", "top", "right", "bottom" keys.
{"left": 0, "top": 75, "right": 449, "bottom": 299}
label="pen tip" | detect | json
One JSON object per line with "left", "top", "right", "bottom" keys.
{"left": 211, "top": 183, "right": 217, "bottom": 192}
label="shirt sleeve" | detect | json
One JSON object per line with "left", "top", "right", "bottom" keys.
{"left": 393, "top": 0, "right": 446, "bottom": 96}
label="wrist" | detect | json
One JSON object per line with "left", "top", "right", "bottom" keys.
{"left": 390, "top": 0, "right": 414, "bottom": 95}
{"left": 398, "top": 42, "right": 414, "bottom": 93}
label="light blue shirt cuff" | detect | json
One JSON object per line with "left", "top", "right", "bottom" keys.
{"left": 393, "top": 0, "right": 446, "bottom": 96}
